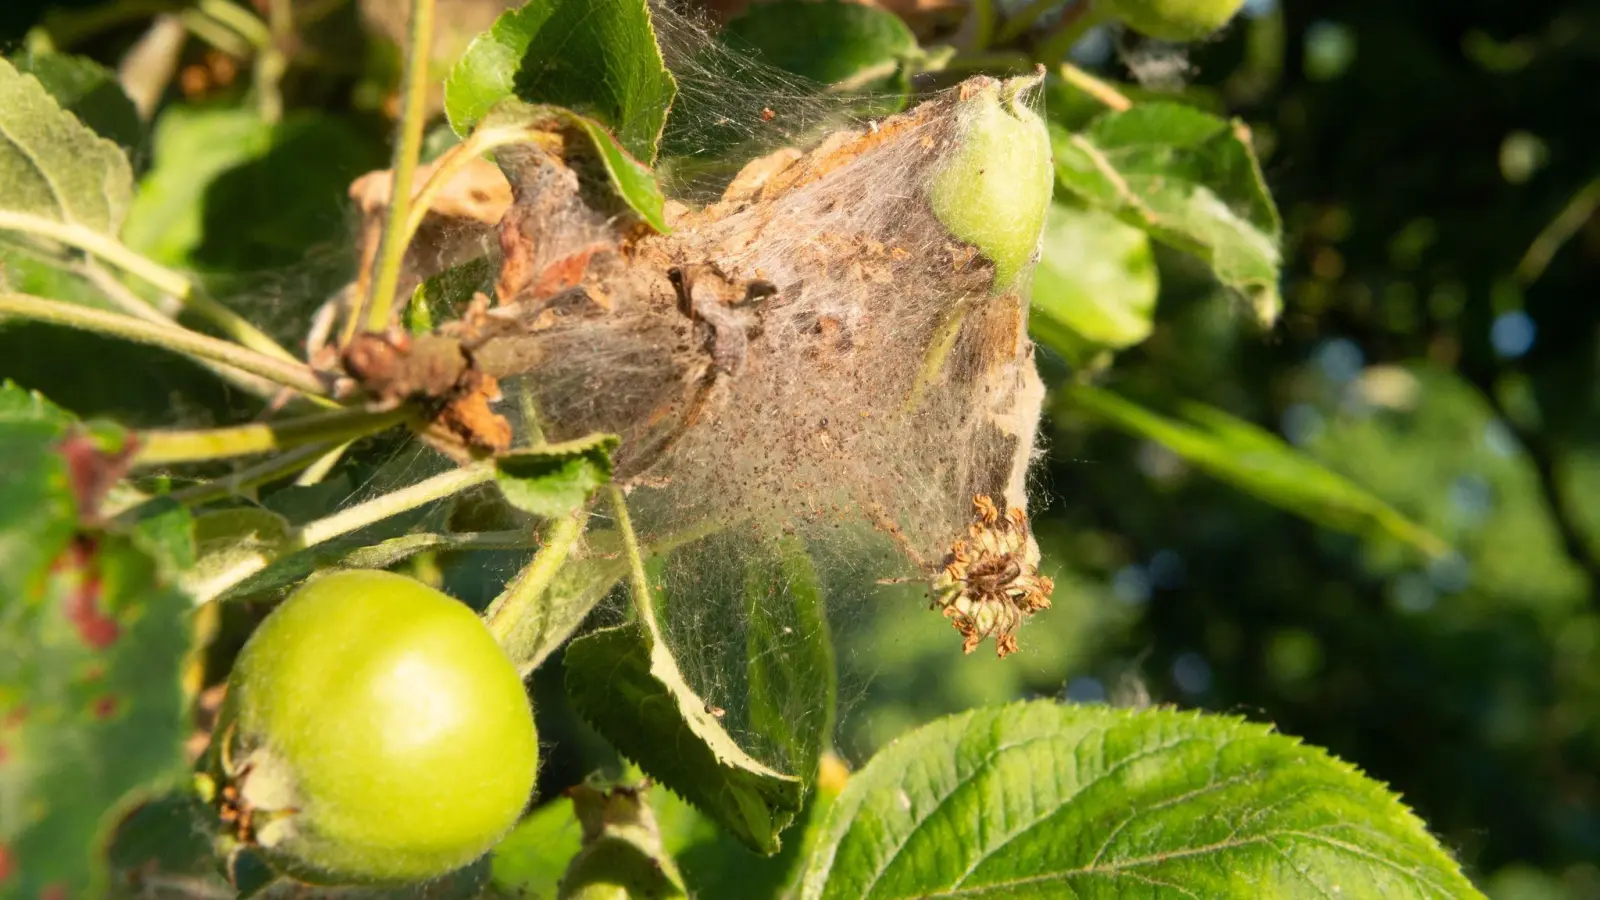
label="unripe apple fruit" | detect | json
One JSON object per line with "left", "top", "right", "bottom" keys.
{"left": 928, "top": 76, "right": 1054, "bottom": 290}
{"left": 216, "top": 569, "right": 537, "bottom": 884}
{"left": 1102, "top": 0, "right": 1248, "bottom": 41}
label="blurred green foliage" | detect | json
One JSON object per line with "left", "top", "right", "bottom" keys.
{"left": 1, "top": 0, "right": 1597, "bottom": 896}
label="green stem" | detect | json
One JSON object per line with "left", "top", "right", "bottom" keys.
{"left": 299, "top": 461, "right": 494, "bottom": 546}
{"left": 0, "top": 292, "right": 329, "bottom": 398}
{"left": 176, "top": 8, "right": 253, "bottom": 58}
{"left": 196, "top": 0, "right": 270, "bottom": 48}
{"left": 1518, "top": 175, "right": 1600, "bottom": 286}
{"left": 0, "top": 211, "right": 187, "bottom": 295}
{"left": 254, "top": 0, "right": 294, "bottom": 122}
{"left": 485, "top": 512, "right": 585, "bottom": 648}
{"left": 608, "top": 484, "right": 653, "bottom": 614}
{"left": 78, "top": 261, "right": 286, "bottom": 402}
{"left": 1058, "top": 61, "right": 1132, "bottom": 110}
{"left": 134, "top": 407, "right": 406, "bottom": 467}
{"left": 0, "top": 210, "right": 301, "bottom": 364}
{"left": 357, "top": 0, "right": 436, "bottom": 336}
{"left": 295, "top": 439, "right": 354, "bottom": 486}
{"left": 187, "top": 463, "right": 501, "bottom": 603}
{"left": 145, "top": 442, "right": 337, "bottom": 511}
{"left": 964, "top": 0, "right": 997, "bottom": 51}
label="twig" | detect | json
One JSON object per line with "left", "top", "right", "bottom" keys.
{"left": 295, "top": 439, "right": 355, "bottom": 486}
{"left": 0, "top": 210, "right": 302, "bottom": 364}
{"left": 191, "top": 462, "right": 502, "bottom": 603}
{"left": 142, "top": 442, "right": 336, "bottom": 510}
{"left": 134, "top": 407, "right": 407, "bottom": 466}
{"left": 1517, "top": 175, "right": 1600, "bottom": 286}
{"left": 299, "top": 461, "right": 495, "bottom": 546}
{"left": 353, "top": 0, "right": 437, "bottom": 337}
{"left": 0, "top": 292, "right": 330, "bottom": 398}
{"left": 1059, "top": 60, "right": 1132, "bottom": 111}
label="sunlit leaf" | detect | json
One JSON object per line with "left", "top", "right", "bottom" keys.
{"left": 1052, "top": 103, "right": 1282, "bottom": 326}
{"left": 0, "top": 56, "right": 132, "bottom": 235}
{"left": 0, "top": 383, "right": 192, "bottom": 896}
{"left": 1064, "top": 383, "right": 1449, "bottom": 556}
{"left": 566, "top": 549, "right": 805, "bottom": 854}
{"left": 445, "top": 0, "right": 678, "bottom": 162}
{"left": 1031, "top": 203, "right": 1159, "bottom": 360}
{"left": 481, "top": 101, "right": 671, "bottom": 233}
{"left": 495, "top": 432, "right": 620, "bottom": 518}
{"left": 799, "top": 701, "right": 1484, "bottom": 899}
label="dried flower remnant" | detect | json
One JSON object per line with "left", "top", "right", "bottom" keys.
{"left": 931, "top": 495, "right": 1053, "bottom": 658}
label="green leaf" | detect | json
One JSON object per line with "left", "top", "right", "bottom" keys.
{"left": 445, "top": 0, "right": 679, "bottom": 163}
{"left": 565, "top": 554, "right": 805, "bottom": 855}
{"left": 8, "top": 51, "right": 142, "bottom": 152}
{"left": 1063, "top": 383, "right": 1449, "bottom": 556}
{"left": 120, "top": 106, "right": 383, "bottom": 272}
{"left": 743, "top": 537, "right": 835, "bottom": 786}
{"left": 722, "top": 0, "right": 917, "bottom": 96}
{"left": 798, "top": 701, "right": 1484, "bottom": 900}
{"left": 494, "top": 529, "right": 625, "bottom": 676}
{"left": 0, "top": 56, "right": 133, "bottom": 235}
{"left": 120, "top": 106, "right": 273, "bottom": 267}
{"left": 1051, "top": 103, "right": 1282, "bottom": 326}
{"left": 181, "top": 507, "right": 294, "bottom": 602}
{"left": 483, "top": 101, "right": 671, "bottom": 233}
{"left": 493, "top": 792, "right": 586, "bottom": 896}
{"left": 0, "top": 386, "right": 192, "bottom": 897}
{"left": 1030, "top": 203, "right": 1159, "bottom": 359}
{"left": 496, "top": 432, "right": 620, "bottom": 518}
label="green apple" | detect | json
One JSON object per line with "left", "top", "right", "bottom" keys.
{"left": 216, "top": 569, "right": 537, "bottom": 884}
{"left": 928, "top": 76, "right": 1054, "bottom": 290}
{"left": 1102, "top": 0, "right": 1248, "bottom": 41}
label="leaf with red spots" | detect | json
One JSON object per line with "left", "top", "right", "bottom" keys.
{"left": 0, "top": 382, "right": 194, "bottom": 898}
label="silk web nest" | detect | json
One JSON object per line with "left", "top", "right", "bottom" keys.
{"left": 334, "top": 7, "right": 1056, "bottom": 679}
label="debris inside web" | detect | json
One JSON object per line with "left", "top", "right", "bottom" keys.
{"left": 337, "top": 27, "right": 1056, "bottom": 660}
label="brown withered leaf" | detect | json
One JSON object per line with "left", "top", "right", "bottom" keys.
{"left": 342, "top": 331, "right": 511, "bottom": 455}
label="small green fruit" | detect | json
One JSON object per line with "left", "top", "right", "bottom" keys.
{"left": 219, "top": 569, "right": 537, "bottom": 884}
{"left": 928, "top": 76, "right": 1054, "bottom": 290}
{"left": 1102, "top": 0, "right": 1248, "bottom": 41}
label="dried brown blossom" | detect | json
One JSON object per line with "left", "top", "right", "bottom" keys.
{"left": 930, "top": 495, "right": 1054, "bottom": 658}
